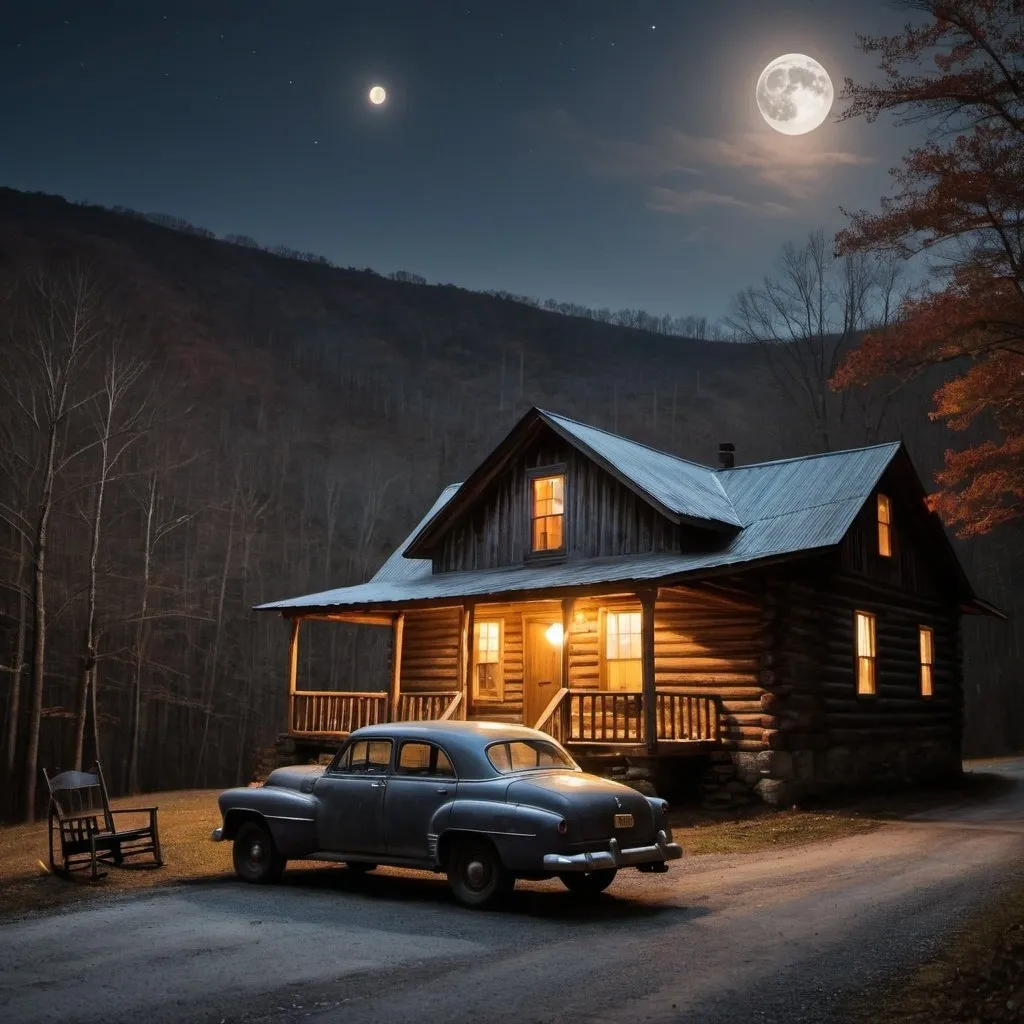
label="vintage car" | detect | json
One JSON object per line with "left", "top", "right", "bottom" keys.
{"left": 212, "top": 720, "right": 682, "bottom": 907}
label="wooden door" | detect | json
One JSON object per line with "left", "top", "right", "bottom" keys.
{"left": 523, "top": 619, "right": 562, "bottom": 727}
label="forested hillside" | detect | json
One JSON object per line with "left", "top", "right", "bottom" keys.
{"left": 0, "top": 187, "right": 1018, "bottom": 820}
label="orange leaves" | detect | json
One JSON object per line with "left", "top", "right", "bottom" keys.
{"left": 834, "top": 1, "right": 1024, "bottom": 535}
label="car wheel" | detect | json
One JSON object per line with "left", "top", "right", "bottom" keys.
{"left": 233, "top": 822, "right": 286, "bottom": 884}
{"left": 447, "top": 837, "right": 514, "bottom": 909}
{"left": 345, "top": 862, "right": 377, "bottom": 874}
{"left": 559, "top": 869, "right": 617, "bottom": 895}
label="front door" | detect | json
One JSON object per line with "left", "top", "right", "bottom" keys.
{"left": 523, "top": 619, "right": 562, "bottom": 727}
{"left": 314, "top": 737, "right": 392, "bottom": 853}
{"left": 384, "top": 739, "right": 457, "bottom": 860}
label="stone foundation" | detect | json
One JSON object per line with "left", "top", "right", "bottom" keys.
{"left": 719, "top": 741, "right": 963, "bottom": 807}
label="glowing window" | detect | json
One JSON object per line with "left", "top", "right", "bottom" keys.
{"left": 605, "top": 610, "right": 642, "bottom": 689}
{"left": 473, "top": 620, "right": 503, "bottom": 701}
{"left": 877, "top": 494, "right": 892, "bottom": 557}
{"left": 919, "top": 626, "right": 934, "bottom": 697}
{"left": 855, "top": 611, "right": 877, "bottom": 695}
{"left": 531, "top": 474, "right": 565, "bottom": 552}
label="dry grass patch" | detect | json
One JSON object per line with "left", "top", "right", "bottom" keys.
{"left": 670, "top": 806, "right": 881, "bottom": 855}
{"left": 0, "top": 789, "right": 228, "bottom": 920}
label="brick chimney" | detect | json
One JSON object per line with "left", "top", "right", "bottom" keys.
{"left": 718, "top": 442, "right": 735, "bottom": 470}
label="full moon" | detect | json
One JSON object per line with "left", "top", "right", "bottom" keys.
{"left": 368, "top": 85, "right": 386, "bottom": 106}
{"left": 756, "top": 54, "right": 833, "bottom": 135}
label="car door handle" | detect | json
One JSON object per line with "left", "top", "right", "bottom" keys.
{"left": 370, "top": 780, "right": 387, "bottom": 788}
{"left": 435, "top": 787, "right": 448, "bottom": 795}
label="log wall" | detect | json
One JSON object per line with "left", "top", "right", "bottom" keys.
{"left": 433, "top": 432, "right": 693, "bottom": 572}
{"left": 399, "top": 606, "right": 461, "bottom": 694}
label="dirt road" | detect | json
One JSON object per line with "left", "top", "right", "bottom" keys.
{"left": 2, "top": 761, "right": 1022, "bottom": 1024}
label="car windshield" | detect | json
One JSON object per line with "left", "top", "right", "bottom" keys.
{"left": 486, "top": 739, "right": 576, "bottom": 774}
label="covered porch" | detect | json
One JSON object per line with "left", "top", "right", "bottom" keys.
{"left": 280, "top": 586, "right": 730, "bottom": 757}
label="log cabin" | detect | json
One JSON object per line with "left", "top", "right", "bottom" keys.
{"left": 257, "top": 407, "right": 1001, "bottom": 806}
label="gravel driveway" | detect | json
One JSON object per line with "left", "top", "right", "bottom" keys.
{"left": 3, "top": 760, "right": 1023, "bottom": 1024}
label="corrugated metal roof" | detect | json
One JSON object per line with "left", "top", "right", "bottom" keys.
{"left": 540, "top": 410, "right": 742, "bottom": 528}
{"left": 255, "top": 433, "right": 904, "bottom": 613}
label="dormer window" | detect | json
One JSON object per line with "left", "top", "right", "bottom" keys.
{"left": 877, "top": 493, "right": 892, "bottom": 557}
{"left": 530, "top": 473, "right": 565, "bottom": 553}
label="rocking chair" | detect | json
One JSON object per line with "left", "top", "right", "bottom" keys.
{"left": 42, "top": 761, "right": 162, "bottom": 879}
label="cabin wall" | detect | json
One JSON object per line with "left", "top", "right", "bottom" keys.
{"left": 748, "top": 567, "right": 963, "bottom": 804}
{"left": 399, "top": 606, "right": 462, "bottom": 693}
{"left": 432, "top": 433, "right": 685, "bottom": 572}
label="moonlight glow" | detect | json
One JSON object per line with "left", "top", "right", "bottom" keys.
{"left": 755, "top": 54, "right": 833, "bottom": 135}
{"left": 368, "top": 85, "right": 386, "bottom": 105}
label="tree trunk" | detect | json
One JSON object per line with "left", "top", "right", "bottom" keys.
{"left": 24, "top": 418, "right": 60, "bottom": 823}
{"left": 3, "top": 535, "right": 28, "bottom": 818}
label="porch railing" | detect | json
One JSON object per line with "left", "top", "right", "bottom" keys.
{"left": 395, "top": 690, "right": 462, "bottom": 722}
{"left": 290, "top": 691, "right": 388, "bottom": 735}
{"left": 534, "top": 689, "right": 719, "bottom": 746}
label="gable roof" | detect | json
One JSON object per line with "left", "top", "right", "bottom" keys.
{"left": 258, "top": 420, "right": 993, "bottom": 615}
{"left": 402, "top": 408, "right": 742, "bottom": 559}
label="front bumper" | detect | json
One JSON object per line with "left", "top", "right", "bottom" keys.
{"left": 542, "top": 829, "right": 682, "bottom": 872}
{"left": 210, "top": 827, "right": 224, "bottom": 842}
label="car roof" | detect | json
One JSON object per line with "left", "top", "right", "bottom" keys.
{"left": 348, "top": 719, "right": 567, "bottom": 777}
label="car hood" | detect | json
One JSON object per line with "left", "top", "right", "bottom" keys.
{"left": 264, "top": 764, "right": 326, "bottom": 792}
{"left": 504, "top": 770, "right": 656, "bottom": 842}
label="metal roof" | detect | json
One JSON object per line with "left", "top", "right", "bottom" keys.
{"left": 539, "top": 410, "right": 742, "bottom": 529}
{"left": 256, "top": 433, "right": 908, "bottom": 613}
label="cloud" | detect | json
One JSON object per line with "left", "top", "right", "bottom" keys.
{"left": 646, "top": 186, "right": 792, "bottom": 216}
{"left": 533, "top": 109, "right": 874, "bottom": 208}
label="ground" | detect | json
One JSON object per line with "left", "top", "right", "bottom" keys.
{"left": 0, "top": 760, "right": 1021, "bottom": 1024}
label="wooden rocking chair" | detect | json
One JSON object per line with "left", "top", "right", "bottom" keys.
{"left": 42, "top": 761, "right": 162, "bottom": 880}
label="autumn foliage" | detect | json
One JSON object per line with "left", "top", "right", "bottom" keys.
{"left": 834, "top": 0, "right": 1024, "bottom": 535}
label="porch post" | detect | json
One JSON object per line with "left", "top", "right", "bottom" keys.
{"left": 560, "top": 597, "right": 573, "bottom": 689}
{"left": 287, "top": 616, "right": 301, "bottom": 734}
{"left": 389, "top": 612, "right": 405, "bottom": 721}
{"left": 460, "top": 604, "right": 475, "bottom": 720}
{"left": 639, "top": 588, "right": 657, "bottom": 754}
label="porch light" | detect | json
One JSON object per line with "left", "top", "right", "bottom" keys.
{"left": 545, "top": 622, "right": 563, "bottom": 646}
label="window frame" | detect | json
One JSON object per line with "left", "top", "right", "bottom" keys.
{"left": 877, "top": 493, "right": 893, "bottom": 558}
{"left": 471, "top": 618, "right": 505, "bottom": 703}
{"left": 526, "top": 464, "right": 567, "bottom": 560}
{"left": 395, "top": 740, "right": 458, "bottom": 779}
{"left": 919, "top": 625, "right": 934, "bottom": 698}
{"left": 327, "top": 737, "right": 394, "bottom": 775}
{"left": 854, "top": 610, "right": 877, "bottom": 697}
{"left": 598, "top": 604, "right": 643, "bottom": 691}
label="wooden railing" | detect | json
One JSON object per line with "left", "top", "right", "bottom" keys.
{"left": 536, "top": 689, "right": 720, "bottom": 746}
{"left": 655, "top": 689, "right": 720, "bottom": 742}
{"left": 534, "top": 687, "right": 571, "bottom": 743}
{"left": 290, "top": 691, "right": 388, "bottom": 735}
{"left": 395, "top": 690, "right": 462, "bottom": 722}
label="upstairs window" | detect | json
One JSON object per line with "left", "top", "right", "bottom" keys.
{"left": 919, "top": 626, "right": 934, "bottom": 697}
{"left": 473, "top": 620, "right": 503, "bottom": 701}
{"left": 531, "top": 474, "right": 565, "bottom": 552}
{"left": 604, "top": 609, "right": 642, "bottom": 689}
{"left": 855, "top": 611, "right": 877, "bottom": 695}
{"left": 877, "top": 494, "right": 892, "bottom": 557}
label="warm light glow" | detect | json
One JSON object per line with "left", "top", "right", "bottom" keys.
{"left": 756, "top": 54, "right": 833, "bottom": 135}
{"left": 877, "top": 494, "right": 892, "bottom": 557}
{"left": 531, "top": 474, "right": 565, "bottom": 552}
{"left": 368, "top": 85, "right": 387, "bottom": 105}
{"left": 545, "top": 622, "right": 563, "bottom": 646}
{"left": 855, "top": 611, "right": 877, "bottom": 696}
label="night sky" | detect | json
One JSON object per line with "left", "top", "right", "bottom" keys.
{"left": 3, "top": 1, "right": 916, "bottom": 320}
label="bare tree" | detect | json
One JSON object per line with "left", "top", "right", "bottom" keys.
{"left": 71, "top": 341, "right": 151, "bottom": 771}
{"left": 727, "top": 229, "right": 905, "bottom": 450}
{"left": 0, "top": 265, "right": 102, "bottom": 820}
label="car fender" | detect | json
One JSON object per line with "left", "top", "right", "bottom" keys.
{"left": 218, "top": 786, "right": 319, "bottom": 858}
{"left": 438, "top": 799, "right": 566, "bottom": 872}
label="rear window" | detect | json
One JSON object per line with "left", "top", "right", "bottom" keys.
{"left": 486, "top": 739, "right": 574, "bottom": 774}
